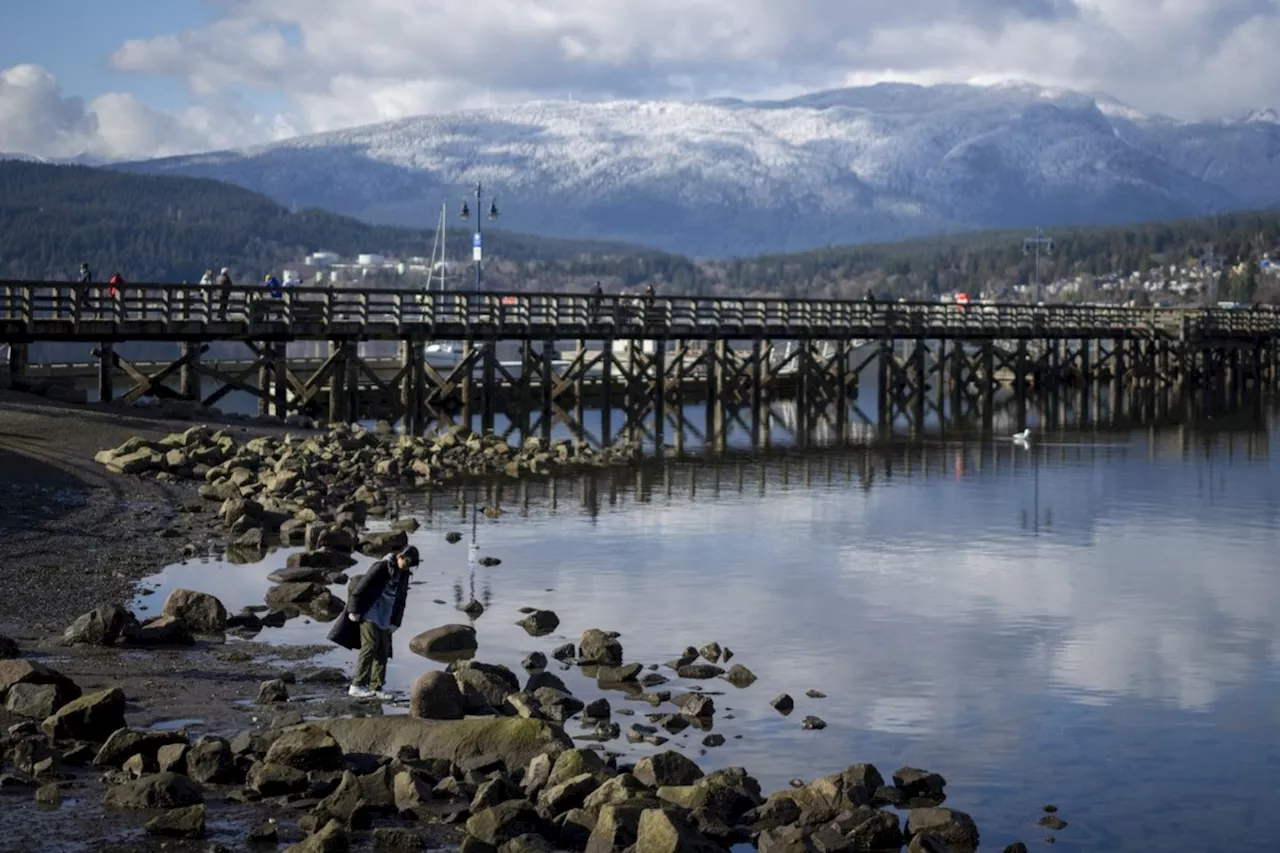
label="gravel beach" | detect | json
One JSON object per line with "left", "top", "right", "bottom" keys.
{"left": 0, "top": 391, "right": 280, "bottom": 637}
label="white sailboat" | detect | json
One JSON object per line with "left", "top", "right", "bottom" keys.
{"left": 421, "top": 203, "right": 464, "bottom": 370}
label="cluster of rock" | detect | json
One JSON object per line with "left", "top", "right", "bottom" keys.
{"left": 95, "top": 422, "right": 641, "bottom": 491}
{"left": 92, "top": 422, "right": 640, "bottom": 580}
{"left": 1, "top": 642, "right": 985, "bottom": 853}
{"left": 405, "top": 625, "right": 821, "bottom": 745}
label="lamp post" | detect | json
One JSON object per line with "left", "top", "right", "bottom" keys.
{"left": 1199, "top": 243, "right": 1224, "bottom": 305}
{"left": 1022, "top": 227, "right": 1053, "bottom": 304}
{"left": 459, "top": 181, "right": 500, "bottom": 293}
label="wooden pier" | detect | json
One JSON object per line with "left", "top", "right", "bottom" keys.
{"left": 3, "top": 282, "right": 1280, "bottom": 439}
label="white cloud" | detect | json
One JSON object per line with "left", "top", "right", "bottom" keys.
{"left": 0, "top": 63, "right": 295, "bottom": 161}
{"left": 7, "top": 0, "right": 1280, "bottom": 159}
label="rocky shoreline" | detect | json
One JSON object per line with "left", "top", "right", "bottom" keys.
{"left": 0, "top": 404, "right": 1044, "bottom": 851}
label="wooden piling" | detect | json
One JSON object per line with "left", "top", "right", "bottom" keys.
{"left": 180, "top": 342, "right": 201, "bottom": 401}
{"left": 97, "top": 343, "right": 113, "bottom": 403}
{"left": 273, "top": 341, "right": 288, "bottom": 417}
{"left": 328, "top": 340, "right": 345, "bottom": 425}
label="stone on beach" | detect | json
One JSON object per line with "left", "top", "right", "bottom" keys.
{"left": 144, "top": 804, "right": 206, "bottom": 839}
{"left": 408, "top": 671, "right": 466, "bottom": 720}
{"left": 122, "top": 615, "right": 195, "bottom": 646}
{"left": 0, "top": 659, "right": 81, "bottom": 707}
{"left": 62, "top": 604, "right": 134, "bottom": 647}
{"left": 516, "top": 609, "right": 560, "bottom": 637}
{"left": 160, "top": 588, "right": 228, "bottom": 633}
{"left": 409, "top": 624, "right": 478, "bottom": 658}
{"left": 359, "top": 529, "right": 409, "bottom": 556}
{"left": 103, "top": 772, "right": 204, "bottom": 810}
{"left": 577, "top": 629, "right": 623, "bottom": 666}
{"left": 41, "top": 687, "right": 126, "bottom": 742}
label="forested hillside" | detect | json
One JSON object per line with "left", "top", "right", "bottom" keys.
{"left": 5, "top": 161, "right": 1280, "bottom": 302}
{"left": 0, "top": 161, "right": 683, "bottom": 284}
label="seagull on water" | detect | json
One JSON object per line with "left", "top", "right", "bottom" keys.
{"left": 1012, "top": 429, "right": 1031, "bottom": 443}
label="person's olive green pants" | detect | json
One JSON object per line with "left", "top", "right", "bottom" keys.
{"left": 353, "top": 621, "right": 392, "bottom": 691}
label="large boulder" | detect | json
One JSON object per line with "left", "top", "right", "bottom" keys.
{"left": 408, "top": 671, "right": 466, "bottom": 721}
{"left": 465, "top": 800, "right": 543, "bottom": 846}
{"left": 122, "top": 616, "right": 195, "bottom": 646}
{"left": 453, "top": 661, "right": 519, "bottom": 713}
{"left": 264, "top": 582, "right": 330, "bottom": 610}
{"left": 633, "top": 752, "right": 704, "bottom": 788}
{"left": 262, "top": 724, "right": 345, "bottom": 771}
{"left": 578, "top": 629, "right": 623, "bottom": 666}
{"left": 161, "top": 589, "right": 228, "bottom": 633}
{"left": 186, "top": 736, "right": 240, "bottom": 784}
{"left": 95, "top": 728, "right": 190, "bottom": 768}
{"left": 409, "top": 624, "right": 478, "bottom": 659}
{"left": 905, "top": 807, "right": 980, "bottom": 853}
{"left": 41, "top": 687, "right": 127, "bottom": 742}
{"left": 322, "top": 716, "right": 572, "bottom": 773}
{"left": 359, "top": 530, "right": 409, "bottom": 557}
{"left": 0, "top": 659, "right": 81, "bottom": 706}
{"left": 635, "top": 807, "right": 723, "bottom": 853}
{"left": 5, "top": 683, "right": 64, "bottom": 719}
{"left": 103, "top": 772, "right": 204, "bottom": 810}
{"left": 63, "top": 604, "right": 134, "bottom": 646}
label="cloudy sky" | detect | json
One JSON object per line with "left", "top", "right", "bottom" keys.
{"left": 3, "top": 0, "right": 1280, "bottom": 161}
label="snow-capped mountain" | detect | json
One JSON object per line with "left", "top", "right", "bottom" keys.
{"left": 115, "top": 82, "right": 1280, "bottom": 257}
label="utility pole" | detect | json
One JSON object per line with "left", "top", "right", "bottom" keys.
{"left": 460, "top": 182, "right": 500, "bottom": 292}
{"left": 1022, "top": 227, "right": 1053, "bottom": 304}
{"left": 1199, "top": 243, "right": 1225, "bottom": 304}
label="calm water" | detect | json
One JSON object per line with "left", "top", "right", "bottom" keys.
{"left": 137, "top": 413, "right": 1280, "bottom": 853}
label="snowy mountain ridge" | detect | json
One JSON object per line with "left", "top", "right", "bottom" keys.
{"left": 116, "top": 81, "right": 1280, "bottom": 257}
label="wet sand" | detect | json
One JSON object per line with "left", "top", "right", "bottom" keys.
{"left": 0, "top": 391, "right": 265, "bottom": 637}
{"left": 0, "top": 392, "right": 432, "bottom": 851}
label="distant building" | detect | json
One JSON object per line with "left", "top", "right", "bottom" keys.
{"left": 357, "top": 253, "right": 386, "bottom": 267}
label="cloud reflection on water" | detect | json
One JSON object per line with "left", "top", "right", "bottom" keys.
{"left": 138, "top": 428, "right": 1280, "bottom": 850}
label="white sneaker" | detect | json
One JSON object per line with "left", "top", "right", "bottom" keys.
{"left": 348, "top": 684, "right": 374, "bottom": 699}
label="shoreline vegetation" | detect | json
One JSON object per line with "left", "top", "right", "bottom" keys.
{"left": 0, "top": 395, "right": 1048, "bottom": 852}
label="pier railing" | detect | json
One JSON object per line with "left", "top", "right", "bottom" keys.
{"left": 3, "top": 281, "right": 1280, "bottom": 340}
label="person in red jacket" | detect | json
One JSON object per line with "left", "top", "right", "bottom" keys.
{"left": 107, "top": 272, "right": 125, "bottom": 297}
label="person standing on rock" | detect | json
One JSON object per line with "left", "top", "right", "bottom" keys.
{"left": 327, "top": 545, "right": 420, "bottom": 699}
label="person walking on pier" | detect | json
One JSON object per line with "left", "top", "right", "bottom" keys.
{"left": 264, "top": 273, "right": 282, "bottom": 299}
{"left": 216, "top": 268, "right": 234, "bottom": 320}
{"left": 72, "top": 262, "right": 91, "bottom": 318}
{"left": 327, "top": 545, "right": 420, "bottom": 700}
{"left": 590, "top": 280, "right": 603, "bottom": 321}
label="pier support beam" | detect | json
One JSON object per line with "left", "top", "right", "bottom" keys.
{"left": 97, "top": 343, "right": 113, "bottom": 404}
{"left": 180, "top": 342, "right": 202, "bottom": 401}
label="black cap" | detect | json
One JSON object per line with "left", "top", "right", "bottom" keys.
{"left": 399, "top": 545, "right": 420, "bottom": 567}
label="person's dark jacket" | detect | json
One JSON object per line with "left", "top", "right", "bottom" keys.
{"left": 326, "top": 557, "right": 411, "bottom": 653}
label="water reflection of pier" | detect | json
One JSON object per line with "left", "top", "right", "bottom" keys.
{"left": 578, "top": 384, "right": 1264, "bottom": 452}
{"left": 414, "top": 417, "right": 1271, "bottom": 521}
